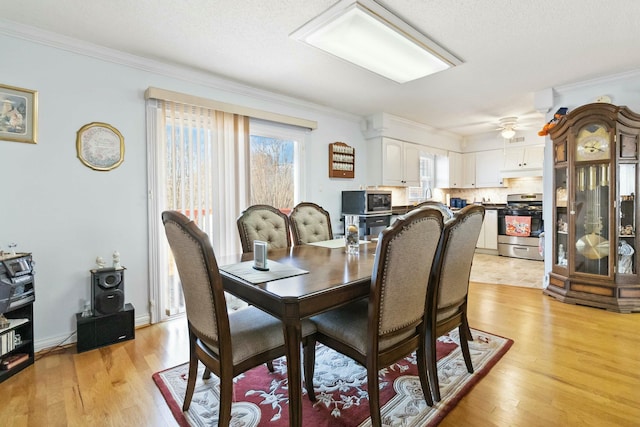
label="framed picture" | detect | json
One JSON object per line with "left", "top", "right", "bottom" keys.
{"left": 76, "top": 122, "right": 125, "bottom": 171}
{"left": 0, "top": 84, "right": 38, "bottom": 144}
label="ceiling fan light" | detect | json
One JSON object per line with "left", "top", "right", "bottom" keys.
{"left": 501, "top": 128, "right": 516, "bottom": 139}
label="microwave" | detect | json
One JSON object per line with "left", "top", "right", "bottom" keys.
{"left": 342, "top": 190, "right": 392, "bottom": 215}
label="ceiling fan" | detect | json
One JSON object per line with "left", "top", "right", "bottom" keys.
{"left": 498, "top": 116, "right": 518, "bottom": 139}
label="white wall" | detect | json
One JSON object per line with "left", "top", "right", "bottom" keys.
{"left": 0, "top": 31, "right": 366, "bottom": 349}
{"left": 464, "top": 129, "right": 546, "bottom": 152}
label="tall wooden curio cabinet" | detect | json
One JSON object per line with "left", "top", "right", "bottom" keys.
{"left": 545, "top": 103, "right": 640, "bottom": 312}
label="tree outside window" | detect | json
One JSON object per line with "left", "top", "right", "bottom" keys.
{"left": 249, "top": 121, "right": 305, "bottom": 213}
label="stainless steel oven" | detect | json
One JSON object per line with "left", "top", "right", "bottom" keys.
{"left": 498, "top": 193, "right": 544, "bottom": 261}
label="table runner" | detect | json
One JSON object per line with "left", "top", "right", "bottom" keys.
{"left": 307, "top": 238, "right": 372, "bottom": 249}
{"left": 220, "top": 260, "right": 308, "bottom": 284}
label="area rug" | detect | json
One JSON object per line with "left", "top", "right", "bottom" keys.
{"left": 153, "top": 328, "right": 512, "bottom": 426}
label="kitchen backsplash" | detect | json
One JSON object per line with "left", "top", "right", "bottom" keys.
{"left": 385, "top": 176, "right": 543, "bottom": 206}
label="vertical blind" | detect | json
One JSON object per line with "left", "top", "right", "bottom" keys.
{"left": 149, "top": 100, "right": 250, "bottom": 318}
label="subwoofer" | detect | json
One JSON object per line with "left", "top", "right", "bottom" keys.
{"left": 91, "top": 268, "right": 125, "bottom": 315}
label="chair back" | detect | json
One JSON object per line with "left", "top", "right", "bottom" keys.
{"left": 416, "top": 201, "right": 454, "bottom": 221}
{"left": 236, "top": 204, "right": 292, "bottom": 253}
{"left": 430, "top": 205, "right": 485, "bottom": 322}
{"left": 289, "top": 202, "right": 333, "bottom": 245}
{"left": 162, "top": 211, "right": 229, "bottom": 351}
{"left": 371, "top": 206, "right": 444, "bottom": 338}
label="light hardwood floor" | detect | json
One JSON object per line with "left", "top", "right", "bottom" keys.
{"left": 1, "top": 283, "right": 639, "bottom": 426}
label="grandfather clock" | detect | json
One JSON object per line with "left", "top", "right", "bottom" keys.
{"left": 545, "top": 103, "right": 640, "bottom": 312}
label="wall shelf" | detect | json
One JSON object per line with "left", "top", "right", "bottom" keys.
{"left": 329, "top": 142, "right": 355, "bottom": 178}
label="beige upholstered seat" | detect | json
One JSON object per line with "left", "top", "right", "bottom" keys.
{"left": 237, "top": 204, "right": 291, "bottom": 253}
{"left": 162, "top": 211, "right": 315, "bottom": 425}
{"left": 289, "top": 202, "right": 333, "bottom": 245}
{"left": 303, "top": 207, "right": 444, "bottom": 427}
{"left": 425, "top": 204, "right": 485, "bottom": 401}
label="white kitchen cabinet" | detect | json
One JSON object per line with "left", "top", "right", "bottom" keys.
{"left": 475, "top": 149, "right": 505, "bottom": 188}
{"left": 435, "top": 151, "right": 462, "bottom": 188}
{"left": 448, "top": 151, "right": 463, "bottom": 188}
{"left": 501, "top": 145, "right": 544, "bottom": 177}
{"left": 476, "top": 209, "right": 498, "bottom": 250}
{"left": 462, "top": 152, "right": 476, "bottom": 188}
{"left": 367, "top": 137, "right": 420, "bottom": 186}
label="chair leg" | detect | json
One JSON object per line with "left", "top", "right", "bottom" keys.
{"left": 426, "top": 327, "right": 441, "bottom": 402}
{"left": 416, "top": 345, "right": 434, "bottom": 407}
{"left": 459, "top": 324, "right": 474, "bottom": 374}
{"left": 183, "top": 337, "right": 199, "bottom": 411}
{"left": 464, "top": 323, "right": 473, "bottom": 341}
{"left": 266, "top": 360, "right": 275, "bottom": 372}
{"left": 367, "top": 362, "right": 382, "bottom": 427}
{"left": 218, "top": 371, "right": 233, "bottom": 426}
{"left": 202, "top": 368, "right": 211, "bottom": 380}
{"left": 463, "top": 311, "right": 473, "bottom": 341}
{"left": 303, "top": 337, "right": 317, "bottom": 402}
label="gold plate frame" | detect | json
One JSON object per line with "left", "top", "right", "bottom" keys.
{"left": 0, "top": 83, "right": 38, "bottom": 144}
{"left": 76, "top": 122, "right": 125, "bottom": 171}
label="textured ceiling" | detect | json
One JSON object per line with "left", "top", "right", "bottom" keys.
{"left": 2, "top": 0, "right": 640, "bottom": 136}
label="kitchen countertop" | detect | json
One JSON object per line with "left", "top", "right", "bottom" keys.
{"left": 392, "top": 203, "right": 505, "bottom": 215}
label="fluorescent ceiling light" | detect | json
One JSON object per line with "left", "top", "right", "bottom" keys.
{"left": 290, "top": 0, "right": 462, "bottom": 84}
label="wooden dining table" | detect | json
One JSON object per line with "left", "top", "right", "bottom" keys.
{"left": 218, "top": 240, "right": 378, "bottom": 427}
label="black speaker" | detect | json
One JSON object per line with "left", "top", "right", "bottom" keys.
{"left": 76, "top": 303, "right": 135, "bottom": 353}
{"left": 91, "top": 268, "right": 125, "bottom": 315}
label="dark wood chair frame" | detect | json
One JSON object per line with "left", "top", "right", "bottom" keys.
{"left": 289, "top": 202, "right": 334, "bottom": 245}
{"left": 236, "top": 204, "right": 292, "bottom": 253}
{"left": 162, "top": 211, "right": 313, "bottom": 425}
{"left": 425, "top": 204, "right": 485, "bottom": 401}
{"left": 303, "top": 207, "right": 445, "bottom": 427}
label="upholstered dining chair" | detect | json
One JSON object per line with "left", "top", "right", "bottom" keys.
{"left": 416, "top": 200, "right": 454, "bottom": 221}
{"left": 303, "top": 207, "right": 445, "bottom": 427}
{"left": 289, "top": 202, "right": 333, "bottom": 245}
{"left": 236, "top": 204, "right": 291, "bottom": 253}
{"left": 425, "top": 204, "right": 485, "bottom": 401}
{"left": 162, "top": 211, "right": 316, "bottom": 425}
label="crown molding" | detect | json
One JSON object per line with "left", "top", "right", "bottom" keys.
{"left": 0, "top": 19, "right": 361, "bottom": 122}
{"left": 554, "top": 68, "right": 640, "bottom": 93}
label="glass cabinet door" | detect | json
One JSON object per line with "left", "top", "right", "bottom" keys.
{"left": 554, "top": 166, "right": 568, "bottom": 268}
{"left": 618, "top": 164, "right": 636, "bottom": 275}
{"left": 573, "top": 123, "right": 612, "bottom": 277}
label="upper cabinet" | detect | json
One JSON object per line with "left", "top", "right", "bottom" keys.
{"left": 475, "top": 149, "right": 505, "bottom": 188}
{"left": 462, "top": 152, "right": 476, "bottom": 188}
{"left": 501, "top": 145, "right": 544, "bottom": 178}
{"left": 367, "top": 137, "right": 420, "bottom": 187}
{"left": 440, "top": 151, "right": 463, "bottom": 188}
{"left": 436, "top": 149, "right": 504, "bottom": 189}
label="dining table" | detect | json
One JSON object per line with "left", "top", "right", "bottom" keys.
{"left": 218, "top": 238, "right": 378, "bottom": 427}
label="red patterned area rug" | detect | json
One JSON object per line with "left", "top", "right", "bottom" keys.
{"left": 153, "top": 328, "right": 512, "bottom": 426}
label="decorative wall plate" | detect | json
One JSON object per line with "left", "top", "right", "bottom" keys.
{"left": 76, "top": 122, "right": 124, "bottom": 171}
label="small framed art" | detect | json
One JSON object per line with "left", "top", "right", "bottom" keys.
{"left": 76, "top": 122, "right": 125, "bottom": 171}
{"left": 0, "top": 84, "right": 38, "bottom": 144}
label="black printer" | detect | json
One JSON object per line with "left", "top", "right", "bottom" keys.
{"left": 0, "top": 253, "right": 35, "bottom": 313}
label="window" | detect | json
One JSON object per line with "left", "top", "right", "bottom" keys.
{"left": 408, "top": 153, "right": 434, "bottom": 202}
{"left": 147, "top": 100, "right": 250, "bottom": 322}
{"left": 249, "top": 119, "right": 307, "bottom": 213}
{"left": 146, "top": 101, "right": 308, "bottom": 323}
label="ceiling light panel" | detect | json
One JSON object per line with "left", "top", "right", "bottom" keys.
{"left": 291, "top": 0, "right": 462, "bottom": 83}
